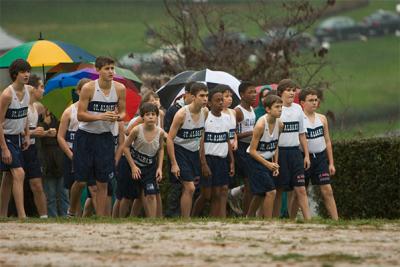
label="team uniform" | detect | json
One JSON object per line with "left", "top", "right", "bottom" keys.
{"left": 173, "top": 106, "right": 205, "bottom": 182}
{"left": 0, "top": 85, "right": 29, "bottom": 171}
{"left": 130, "top": 124, "right": 162, "bottom": 195}
{"left": 200, "top": 112, "right": 230, "bottom": 188}
{"left": 63, "top": 103, "right": 79, "bottom": 190}
{"left": 73, "top": 79, "right": 117, "bottom": 184}
{"left": 247, "top": 116, "right": 279, "bottom": 196}
{"left": 276, "top": 103, "right": 306, "bottom": 191}
{"left": 22, "top": 104, "right": 43, "bottom": 179}
{"left": 303, "top": 115, "right": 331, "bottom": 186}
{"left": 235, "top": 105, "right": 255, "bottom": 178}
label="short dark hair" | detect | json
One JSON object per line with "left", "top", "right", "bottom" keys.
{"left": 238, "top": 81, "right": 255, "bottom": 95}
{"left": 76, "top": 78, "right": 91, "bottom": 92}
{"left": 27, "top": 74, "right": 41, "bottom": 88}
{"left": 190, "top": 82, "right": 208, "bottom": 96}
{"left": 208, "top": 87, "right": 224, "bottom": 101}
{"left": 140, "top": 102, "right": 159, "bottom": 117}
{"left": 184, "top": 81, "right": 195, "bottom": 92}
{"left": 95, "top": 56, "right": 115, "bottom": 69}
{"left": 213, "top": 84, "right": 232, "bottom": 94}
{"left": 264, "top": 94, "right": 283, "bottom": 109}
{"left": 141, "top": 91, "right": 159, "bottom": 105}
{"left": 277, "top": 79, "right": 297, "bottom": 96}
{"left": 299, "top": 87, "right": 321, "bottom": 102}
{"left": 9, "top": 59, "right": 31, "bottom": 81}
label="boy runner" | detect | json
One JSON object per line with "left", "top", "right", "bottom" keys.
{"left": 0, "top": 59, "right": 31, "bottom": 218}
{"left": 300, "top": 88, "right": 338, "bottom": 220}
{"left": 166, "top": 82, "right": 208, "bottom": 218}
{"left": 247, "top": 94, "right": 283, "bottom": 218}
{"left": 68, "top": 56, "right": 126, "bottom": 216}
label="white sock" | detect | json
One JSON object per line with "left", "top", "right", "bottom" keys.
{"left": 40, "top": 215, "right": 48, "bottom": 219}
{"left": 231, "top": 185, "right": 244, "bottom": 197}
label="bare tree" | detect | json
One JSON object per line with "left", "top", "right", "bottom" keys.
{"left": 148, "top": 0, "right": 335, "bottom": 87}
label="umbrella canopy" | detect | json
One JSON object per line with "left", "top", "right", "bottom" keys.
{"left": 46, "top": 62, "right": 142, "bottom": 87}
{"left": 156, "top": 69, "right": 241, "bottom": 108}
{"left": 42, "top": 68, "right": 141, "bottom": 121}
{"left": 0, "top": 40, "right": 96, "bottom": 68}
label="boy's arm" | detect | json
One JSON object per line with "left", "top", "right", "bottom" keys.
{"left": 227, "top": 132, "right": 235, "bottom": 177}
{"left": 156, "top": 130, "right": 165, "bottom": 182}
{"left": 57, "top": 107, "right": 73, "bottom": 160}
{"left": 234, "top": 107, "right": 253, "bottom": 140}
{"left": 166, "top": 108, "right": 185, "bottom": 177}
{"left": 0, "top": 90, "right": 12, "bottom": 164}
{"left": 199, "top": 133, "right": 211, "bottom": 178}
{"left": 321, "top": 114, "right": 335, "bottom": 176}
{"left": 248, "top": 118, "right": 279, "bottom": 172}
{"left": 114, "top": 122, "right": 125, "bottom": 165}
{"left": 116, "top": 83, "right": 126, "bottom": 121}
{"left": 22, "top": 110, "right": 31, "bottom": 150}
{"left": 123, "top": 126, "right": 141, "bottom": 179}
{"left": 299, "top": 133, "right": 310, "bottom": 170}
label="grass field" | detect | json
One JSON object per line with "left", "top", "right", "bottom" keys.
{"left": 0, "top": 218, "right": 399, "bottom": 266}
{"left": 1, "top": 0, "right": 399, "bottom": 138}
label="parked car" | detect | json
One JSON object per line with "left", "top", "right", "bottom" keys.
{"left": 257, "top": 28, "right": 318, "bottom": 51}
{"left": 315, "top": 16, "right": 361, "bottom": 42}
{"left": 360, "top": 9, "right": 400, "bottom": 36}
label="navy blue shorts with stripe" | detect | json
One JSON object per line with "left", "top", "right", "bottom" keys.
{"left": 200, "top": 155, "right": 230, "bottom": 187}
{"left": 275, "top": 146, "right": 305, "bottom": 191}
{"left": 73, "top": 129, "right": 115, "bottom": 183}
{"left": 174, "top": 144, "right": 200, "bottom": 182}
{"left": 0, "top": 134, "right": 24, "bottom": 171}
{"left": 305, "top": 150, "right": 331, "bottom": 186}
{"left": 248, "top": 157, "right": 276, "bottom": 196}
{"left": 22, "top": 144, "right": 43, "bottom": 179}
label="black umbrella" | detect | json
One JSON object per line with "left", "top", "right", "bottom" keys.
{"left": 156, "top": 70, "right": 196, "bottom": 108}
{"left": 156, "top": 69, "right": 241, "bottom": 108}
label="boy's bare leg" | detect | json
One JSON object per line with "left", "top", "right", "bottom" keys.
{"left": 247, "top": 195, "right": 263, "bottom": 217}
{"left": 10, "top": 168, "right": 26, "bottom": 218}
{"left": 88, "top": 185, "right": 97, "bottom": 212}
{"left": 112, "top": 199, "right": 120, "bottom": 218}
{"left": 180, "top": 181, "right": 195, "bottom": 218}
{"left": 82, "top": 198, "right": 94, "bottom": 217}
{"left": 272, "top": 188, "right": 283, "bottom": 217}
{"left": 145, "top": 194, "right": 157, "bottom": 218}
{"left": 156, "top": 193, "right": 163, "bottom": 218}
{"left": 130, "top": 198, "right": 142, "bottom": 217}
{"left": 95, "top": 181, "right": 108, "bottom": 216}
{"left": 69, "top": 181, "right": 86, "bottom": 216}
{"left": 0, "top": 172, "right": 13, "bottom": 217}
{"left": 119, "top": 198, "right": 132, "bottom": 217}
{"left": 219, "top": 185, "right": 229, "bottom": 218}
{"left": 243, "top": 179, "right": 252, "bottom": 216}
{"left": 289, "top": 192, "right": 299, "bottom": 219}
{"left": 263, "top": 190, "right": 276, "bottom": 219}
{"left": 210, "top": 186, "right": 221, "bottom": 217}
{"left": 320, "top": 184, "right": 338, "bottom": 220}
{"left": 192, "top": 186, "right": 211, "bottom": 217}
{"left": 106, "top": 196, "right": 112, "bottom": 216}
{"left": 293, "top": 186, "right": 311, "bottom": 220}
{"left": 29, "top": 178, "right": 47, "bottom": 216}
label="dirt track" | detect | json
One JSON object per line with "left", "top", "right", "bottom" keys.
{"left": 0, "top": 221, "right": 399, "bottom": 266}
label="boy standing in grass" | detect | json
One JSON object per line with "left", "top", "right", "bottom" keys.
{"left": 166, "top": 83, "right": 208, "bottom": 218}
{"left": 68, "top": 56, "right": 126, "bottom": 217}
{"left": 234, "top": 81, "right": 257, "bottom": 215}
{"left": 247, "top": 94, "right": 283, "bottom": 218}
{"left": 192, "top": 88, "right": 234, "bottom": 217}
{"left": 274, "top": 79, "right": 311, "bottom": 220}
{"left": 124, "top": 103, "right": 165, "bottom": 218}
{"left": 300, "top": 88, "right": 338, "bottom": 220}
{"left": 0, "top": 59, "right": 31, "bottom": 219}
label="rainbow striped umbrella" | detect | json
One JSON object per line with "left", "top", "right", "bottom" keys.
{"left": 0, "top": 39, "right": 96, "bottom": 68}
